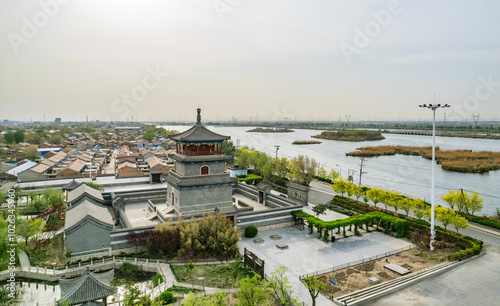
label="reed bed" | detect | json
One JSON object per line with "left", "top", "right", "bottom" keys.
{"left": 347, "top": 145, "right": 500, "bottom": 173}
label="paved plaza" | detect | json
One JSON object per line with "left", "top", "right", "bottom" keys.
{"left": 239, "top": 226, "right": 413, "bottom": 305}
{"left": 360, "top": 252, "right": 500, "bottom": 306}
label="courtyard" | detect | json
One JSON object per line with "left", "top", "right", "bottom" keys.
{"left": 238, "top": 225, "right": 414, "bottom": 305}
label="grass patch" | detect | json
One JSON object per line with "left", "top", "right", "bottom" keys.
{"left": 346, "top": 145, "right": 500, "bottom": 173}
{"left": 171, "top": 263, "right": 255, "bottom": 288}
{"left": 26, "top": 235, "right": 65, "bottom": 268}
{"left": 313, "top": 130, "right": 384, "bottom": 142}
{"left": 167, "top": 285, "right": 202, "bottom": 294}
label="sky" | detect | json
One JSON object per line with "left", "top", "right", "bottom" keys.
{"left": 1, "top": 0, "right": 499, "bottom": 123}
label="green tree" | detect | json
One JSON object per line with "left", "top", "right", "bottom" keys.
{"left": 302, "top": 275, "right": 325, "bottom": 306}
{"left": 275, "top": 157, "right": 289, "bottom": 178}
{"left": 236, "top": 275, "right": 271, "bottom": 306}
{"left": 4, "top": 130, "right": 25, "bottom": 144}
{"left": 42, "top": 188, "right": 65, "bottom": 208}
{"left": 123, "top": 282, "right": 142, "bottom": 306}
{"left": 412, "top": 199, "right": 427, "bottom": 220}
{"left": 351, "top": 185, "right": 364, "bottom": 202}
{"left": 222, "top": 140, "right": 236, "bottom": 156}
{"left": 327, "top": 169, "right": 339, "bottom": 181}
{"left": 366, "top": 188, "right": 384, "bottom": 208}
{"left": 143, "top": 129, "right": 156, "bottom": 142}
{"left": 289, "top": 154, "right": 318, "bottom": 186}
{"left": 332, "top": 179, "right": 350, "bottom": 197}
{"left": 48, "top": 134, "right": 62, "bottom": 145}
{"left": 466, "top": 192, "right": 483, "bottom": 216}
{"left": 25, "top": 133, "right": 42, "bottom": 145}
{"left": 452, "top": 215, "right": 469, "bottom": 233}
{"left": 267, "top": 266, "right": 299, "bottom": 305}
{"left": 399, "top": 197, "right": 414, "bottom": 216}
{"left": 436, "top": 207, "right": 456, "bottom": 230}
{"left": 16, "top": 217, "right": 45, "bottom": 246}
{"left": 317, "top": 167, "right": 327, "bottom": 179}
{"left": 441, "top": 190, "right": 460, "bottom": 210}
{"left": 312, "top": 204, "right": 328, "bottom": 218}
{"left": 21, "top": 145, "right": 41, "bottom": 160}
{"left": 235, "top": 147, "right": 252, "bottom": 169}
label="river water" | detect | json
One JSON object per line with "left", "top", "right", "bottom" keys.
{"left": 161, "top": 125, "right": 500, "bottom": 216}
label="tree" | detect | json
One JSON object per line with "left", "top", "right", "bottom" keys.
{"left": 42, "top": 188, "right": 65, "bottom": 208}
{"left": 48, "top": 134, "right": 62, "bottom": 145}
{"left": 289, "top": 154, "right": 318, "bottom": 186}
{"left": 236, "top": 275, "right": 271, "bottom": 306}
{"left": 366, "top": 188, "right": 383, "bottom": 208}
{"left": 436, "top": 207, "right": 456, "bottom": 230}
{"left": 25, "top": 133, "right": 42, "bottom": 145}
{"left": 222, "top": 140, "right": 236, "bottom": 156}
{"left": 275, "top": 157, "right": 289, "bottom": 178}
{"left": 452, "top": 215, "right": 469, "bottom": 233}
{"left": 4, "top": 130, "right": 25, "bottom": 144}
{"left": 123, "top": 282, "right": 142, "bottom": 306}
{"left": 16, "top": 217, "right": 45, "bottom": 246}
{"left": 332, "top": 179, "right": 349, "bottom": 197}
{"left": 267, "top": 266, "right": 299, "bottom": 305}
{"left": 466, "top": 192, "right": 483, "bottom": 216}
{"left": 317, "top": 167, "right": 327, "bottom": 179}
{"left": 312, "top": 204, "right": 328, "bottom": 218}
{"left": 302, "top": 275, "right": 325, "bottom": 306}
{"left": 143, "top": 129, "right": 156, "bottom": 142}
{"left": 21, "top": 145, "right": 41, "bottom": 160}
{"left": 412, "top": 199, "right": 427, "bottom": 220}
{"left": 399, "top": 198, "right": 414, "bottom": 216}
{"left": 441, "top": 190, "right": 459, "bottom": 210}
{"left": 235, "top": 147, "right": 252, "bottom": 169}
{"left": 327, "top": 169, "right": 339, "bottom": 181}
{"left": 351, "top": 185, "right": 364, "bottom": 202}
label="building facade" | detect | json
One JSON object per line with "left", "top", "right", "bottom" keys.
{"left": 165, "top": 108, "right": 237, "bottom": 218}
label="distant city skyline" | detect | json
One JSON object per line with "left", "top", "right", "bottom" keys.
{"left": 1, "top": 0, "right": 499, "bottom": 122}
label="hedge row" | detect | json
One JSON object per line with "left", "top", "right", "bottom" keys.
{"left": 460, "top": 213, "right": 500, "bottom": 230}
{"left": 411, "top": 222, "right": 483, "bottom": 261}
{"left": 291, "top": 210, "right": 410, "bottom": 238}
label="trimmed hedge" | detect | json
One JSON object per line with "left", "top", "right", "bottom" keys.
{"left": 460, "top": 213, "right": 500, "bottom": 230}
{"left": 245, "top": 225, "right": 258, "bottom": 238}
{"left": 291, "top": 210, "right": 410, "bottom": 238}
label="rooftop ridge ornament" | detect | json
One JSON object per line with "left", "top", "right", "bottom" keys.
{"left": 197, "top": 108, "right": 202, "bottom": 125}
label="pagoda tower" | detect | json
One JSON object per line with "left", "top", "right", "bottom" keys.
{"left": 165, "top": 108, "right": 237, "bottom": 218}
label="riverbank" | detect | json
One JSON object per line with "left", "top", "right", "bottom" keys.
{"left": 346, "top": 145, "right": 500, "bottom": 173}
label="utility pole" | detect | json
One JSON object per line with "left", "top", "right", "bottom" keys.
{"left": 358, "top": 157, "right": 367, "bottom": 186}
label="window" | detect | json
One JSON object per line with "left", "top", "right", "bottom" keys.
{"left": 201, "top": 165, "right": 209, "bottom": 175}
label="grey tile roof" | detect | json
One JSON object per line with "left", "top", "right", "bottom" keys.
{"left": 58, "top": 268, "right": 114, "bottom": 305}
{"left": 65, "top": 199, "right": 113, "bottom": 233}
{"left": 62, "top": 179, "right": 83, "bottom": 191}
{"left": 170, "top": 124, "right": 229, "bottom": 142}
{"left": 67, "top": 183, "right": 104, "bottom": 204}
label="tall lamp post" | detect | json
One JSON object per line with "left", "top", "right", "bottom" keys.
{"left": 419, "top": 102, "right": 449, "bottom": 251}
{"left": 274, "top": 145, "right": 280, "bottom": 159}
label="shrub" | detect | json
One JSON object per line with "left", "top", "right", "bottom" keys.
{"left": 245, "top": 225, "right": 258, "bottom": 238}
{"left": 152, "top": 273, "right": 163, "bottom": 287}
{"left": 160, "top": 290, "right": 174, "bottom": 304}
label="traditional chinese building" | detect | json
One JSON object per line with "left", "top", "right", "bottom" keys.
{"left": 165, "top": 108, "right": 237, "bottom": 219}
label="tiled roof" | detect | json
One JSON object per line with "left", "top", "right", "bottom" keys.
{"left": 170, "top": 109, "right": 229, "bottom": 142}
{"left": 58, "top": 268, "right": 114, "bottom": 305}
{"left": 62, "top": 179, "right": 82, "bottom": 191}
{"left": 67, "top": 183, "right": 104, "bottom": 204}
{"left": 65, "top": 199, "right": 113, "bottom": 232}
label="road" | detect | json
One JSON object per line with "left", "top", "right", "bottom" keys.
{"left": 308, "top": 181, "right": 500, "bottom": 247}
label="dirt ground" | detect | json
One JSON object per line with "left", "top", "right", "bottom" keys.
{"left": 319, "top": 246, "right": 457, "bottom": 298}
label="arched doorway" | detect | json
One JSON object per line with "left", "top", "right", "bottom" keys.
{"left": 201, "top": 166, "right": 209, "bottom": 175}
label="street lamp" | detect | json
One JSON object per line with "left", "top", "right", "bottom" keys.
{"left": 274, "top": 145, "right": 280, "bottom": 159}
{"left": 419, "top": 102, "right": 450, "bottom": 251}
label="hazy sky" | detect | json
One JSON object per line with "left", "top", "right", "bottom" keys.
{"left": 1, "top": 0, "right": 499, "bottom": 122}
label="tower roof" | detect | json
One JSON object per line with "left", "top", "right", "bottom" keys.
{"left": 170, "top": 108, "right": 230, "bottom": 142}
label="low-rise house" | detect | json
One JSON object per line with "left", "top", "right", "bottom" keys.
{"left": 117, "top": 161, "right": 143, "bottom": 177}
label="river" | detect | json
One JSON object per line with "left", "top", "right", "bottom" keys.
{"left": 161, "top": 125, "right": 500, "bottom": 216}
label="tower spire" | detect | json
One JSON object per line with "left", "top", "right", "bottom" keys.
{"left": 197, "top": 108, "right": 201, "bottom": 125}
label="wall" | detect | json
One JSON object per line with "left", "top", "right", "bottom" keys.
{"left": 66, "top": 220, "right": 111, "bottom": 254}
{"left": 174, "top": 184, "right": 233, "bottom": 215}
